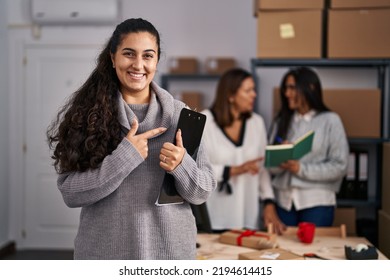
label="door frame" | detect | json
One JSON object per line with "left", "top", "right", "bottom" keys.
{"left": 7, "top": 27, "right": 114, "bottom": 248}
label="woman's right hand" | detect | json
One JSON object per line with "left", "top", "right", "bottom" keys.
{"left": 126, "top": 119, "right": 167, "bottom": 159}
{"left": 231, "top": 157, "right": 263, "bottom": 176}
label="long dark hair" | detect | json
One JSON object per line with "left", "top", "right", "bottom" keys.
{"left": 47, "top": 18, "right": 161, "bottom": 173}
{"left": 274, "top": 67, "right": 330, "bottom": 140}
{"left": 211, "top": 68, "right": 252, "bottom": 127}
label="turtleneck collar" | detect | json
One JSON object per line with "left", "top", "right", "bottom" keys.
{"left": 117, "top": 81, "right": 175, "bottom": 134}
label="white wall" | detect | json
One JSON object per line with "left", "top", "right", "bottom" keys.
{"left": 120, "top": 0, "right": 257, "bottom": 71}
{"left": 0, "top": 0, "right": 10, "bottom": 247}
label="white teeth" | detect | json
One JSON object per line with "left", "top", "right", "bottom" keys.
{"left": 129, "top": 72, "right": 143, "bottom": 78}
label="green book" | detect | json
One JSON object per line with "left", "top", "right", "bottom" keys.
{"left": 265, "top": 130, "right": 315, "bottom": 168}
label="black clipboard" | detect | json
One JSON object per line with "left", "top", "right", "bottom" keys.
{"left": 155, "top": 108, "right": 207, "bottom": 206}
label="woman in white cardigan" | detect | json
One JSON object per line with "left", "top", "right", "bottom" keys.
{"left": 201, "top": 68, "right": 275, "bottom": 231}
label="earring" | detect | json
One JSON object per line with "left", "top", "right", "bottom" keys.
{"left": 112, "top": 64, "right": 115, "bottom": 68}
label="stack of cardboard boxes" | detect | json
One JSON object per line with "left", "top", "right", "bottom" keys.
{"left": 255, "top": 0, "right": 390, "bottom": 59}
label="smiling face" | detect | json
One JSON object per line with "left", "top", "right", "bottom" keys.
{"left": 111, "top": 31, "right": 159, "bottom": 104}
{"left": 284, "top": 75, "right": 309, "bottom": 114}
{"left": 230, "top": 77, "right": 256, "bottom": 116}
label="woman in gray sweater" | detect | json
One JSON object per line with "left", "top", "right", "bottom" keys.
{"left": 264, "top": 67, "right": 349, "bottom": 234}
{"left": 47, "top": 18, "right": 216, "bottom": 259}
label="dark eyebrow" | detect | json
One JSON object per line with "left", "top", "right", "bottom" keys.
{"left": 122, "top": 48, "right": 156, "bottom": 53}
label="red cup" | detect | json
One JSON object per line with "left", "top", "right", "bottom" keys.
{"left": 297, "top": 222, "right": 316, "bottom": 244}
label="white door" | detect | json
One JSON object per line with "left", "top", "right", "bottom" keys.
{"left": 24, "top": 45, "right": 101, "bottom": 248}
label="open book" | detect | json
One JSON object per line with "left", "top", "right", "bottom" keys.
{"left": 265, "top": 130, "right": 315, "bottom": 168}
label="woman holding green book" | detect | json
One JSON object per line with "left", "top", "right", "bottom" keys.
{"left": 264, "top": 67, "right": 349, "bottom": 234}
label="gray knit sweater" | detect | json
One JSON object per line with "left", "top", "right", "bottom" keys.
{"left": 57, "top": 82, "right": 216, "bottom": 259}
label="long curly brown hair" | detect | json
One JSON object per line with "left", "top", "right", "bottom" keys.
{"left": 47, "top": 18, "right": 161, "bottom": 173}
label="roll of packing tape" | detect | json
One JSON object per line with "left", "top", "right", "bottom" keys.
{"left": 355, "top": 243, "right": 368, "bottom": 252}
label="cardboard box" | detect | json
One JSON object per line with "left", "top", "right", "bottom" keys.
{"left": 382, "top": 143, "right": 390, "bottom": 214}
{"left": 330, "top": 0, "right": 390, "bottom": 9}
{"left": 258, "top": 0, "right": 324, "bottom": 10}
{"left": 219, "top": 229, "right": 277, "bottom": 250}
{"left": 205, "top": 57, "right": 236, "bottom": 75}
{"left": 239, "top": 248, "right": 304, "bottom": 260}
{"left": 333, "top": 207, "right": 356, "bottom": 236}
{"left": 378, "top": 210, "right": 390, "bottom": 259}
{"left": 181, "top": 92, "right": 203, "bottom": 111}
{"left": 273, "top": 88, "right": 381, "bottom": 138}
{"left": 257, "top": 10, "right": 323, "bottom": 58}
{"left": 323, "top": 89, "right": 381, "bottom": 138}
{"left": 328, "top": 9, "right": 390, "bottom": 58}
{"left": 168, "top": 57, "right": 198, "bottom": 74}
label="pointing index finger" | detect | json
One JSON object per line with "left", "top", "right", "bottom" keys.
{"left": 128, "top": 118, "right": 139, "bottom": 136}
{"left": 139, "top": 127, "right": 167, "bottom": 139}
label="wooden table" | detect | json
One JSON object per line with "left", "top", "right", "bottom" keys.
{"left": 196, "top": 233, "right": 388, "bottom": 260}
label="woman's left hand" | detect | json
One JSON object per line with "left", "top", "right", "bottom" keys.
{"left": 280, "top": 160, "right": 300, "bottom": 174}
{"left": 159, "top": 129, "right": 186, "bottom": 172}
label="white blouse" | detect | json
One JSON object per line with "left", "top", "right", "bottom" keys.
{"left": 201, "top": 110, "right": 274, "bottom": 230}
